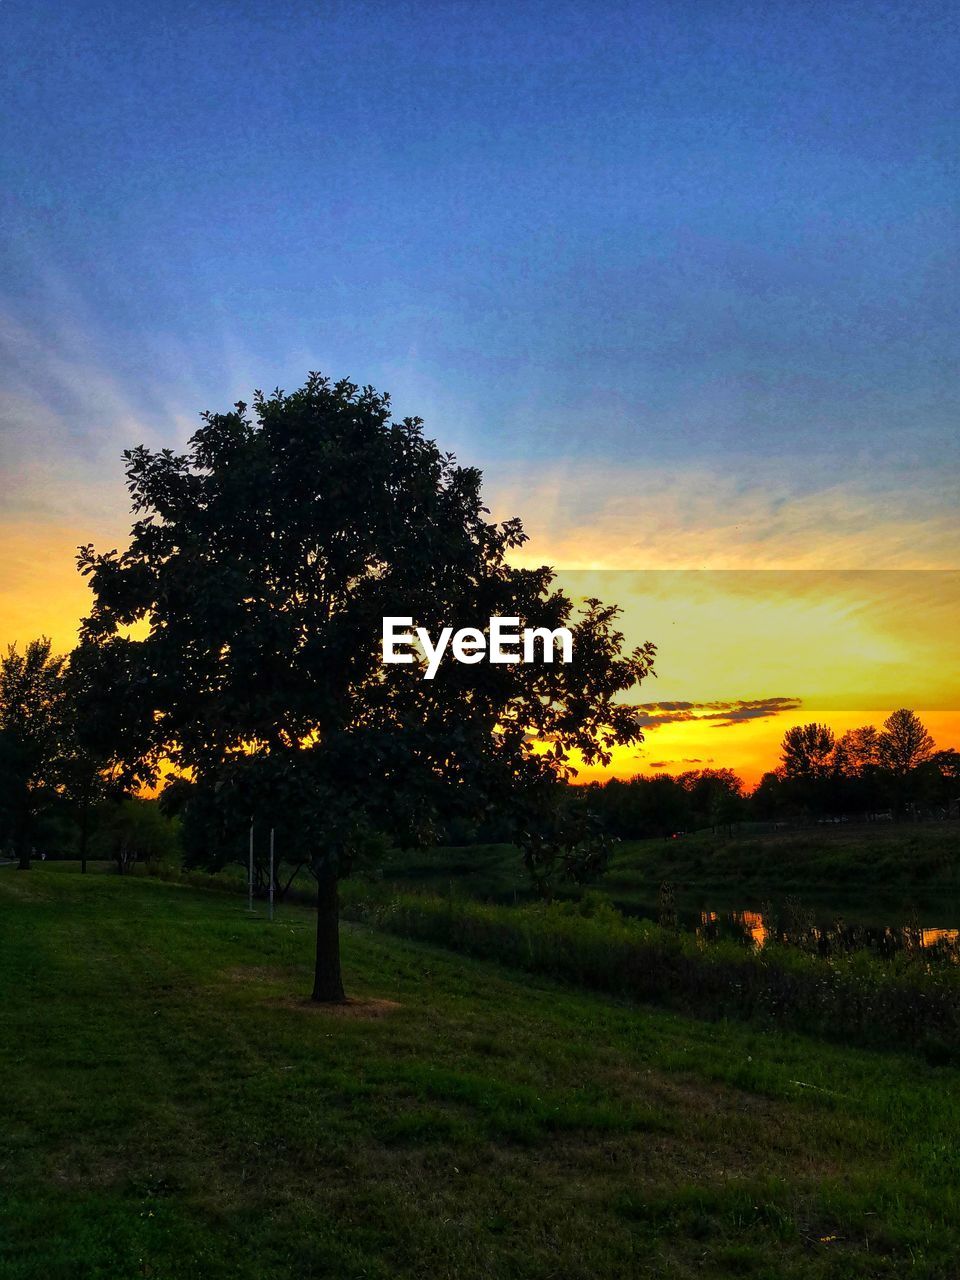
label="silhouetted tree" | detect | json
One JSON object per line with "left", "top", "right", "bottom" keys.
{"left": 751, "top": 770, "right": 785, "bottom": 820}
{"left": 876, "top": 709, "right": 936, "bottom": 816}
{"left": 778, "top": 723, "right": 836, "bottom": 816}
{"left": 923, "top": 749, "right": 960, "bottom": 811}
{"left": 680, "top": 767, "right": 744, "bottom": 832}
{"left": 780, "top": 723, "right": 835, "bottom": 780}
{"left": 834, "top": 725, "right": 880, "bottom": 775}
{"left": 57, "top": 639, "right": 149, "bottom": 872}
{"left": 0, "top": 639, "right": 65, "bottom": 869}
{"left": 878, "top": 709, "right": 935, "bottom": 776}
{"left": 78, "top": 374, "right": 655, "bottom": 1001}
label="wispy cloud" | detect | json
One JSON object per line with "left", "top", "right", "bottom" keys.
{"left": 489, "top": 459, "right": 960, "bottom": 571}
{"left": 635, "top": 697, "right": 802, "bottom": 731}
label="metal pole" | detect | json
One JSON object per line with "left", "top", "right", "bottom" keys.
{"left": 268, "top": 827, "right": 275, "bottom": 922}
{"left": 248, "top": 822, "right": 254, "bottom": 912}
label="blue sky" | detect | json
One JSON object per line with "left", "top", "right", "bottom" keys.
{"left": 1, "top": 0, "right": 957, "bottom": 576}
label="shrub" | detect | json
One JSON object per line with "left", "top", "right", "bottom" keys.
{"left": 341, "top": 885, "right": 960, "bottom": 1060}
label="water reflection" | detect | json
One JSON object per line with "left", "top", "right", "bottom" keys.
{"left": 691, "top": 906, "right": 960, "bottom": 960}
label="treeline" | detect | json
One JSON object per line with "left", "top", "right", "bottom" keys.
{"left": 756, "top": 709, "right": 959, "bottom": 823}
{"left": 579, "top": 709, "right": 960, "bottom": 840}
{"left": 580, "top": 768, "right": 745, "bottom": 840}
{"left": 3, "top": 632, "right": 957, "bottom": 872}
{"left": 0, "top": 638, "right": 178, "bottom": 872}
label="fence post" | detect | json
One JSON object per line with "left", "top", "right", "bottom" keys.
{"left": 248, "top": 822, "right": 254, "bottom": 912}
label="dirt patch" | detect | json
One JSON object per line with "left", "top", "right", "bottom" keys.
{"left": 280, "top": 996, "right": 401, "bottom": 1018}
{"left": 223, "top": 968, "right": 400, "bottom": 1016}
{"left": 224, "top": 965, "right": 297, "bottom": 984}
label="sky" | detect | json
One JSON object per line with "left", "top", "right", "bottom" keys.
{"left": 1, "top": 0, "right": 957, "bottom": 782}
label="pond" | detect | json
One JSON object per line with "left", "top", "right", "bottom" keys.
{"left": 615, "top": 891, "right": 960, "bottom": 961}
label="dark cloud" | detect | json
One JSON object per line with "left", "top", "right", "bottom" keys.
{"left": 635, "top": 697, "right": 801, "bottom": 731}
{"left": 646, "top": 756, "right": 712, "bottom": 768}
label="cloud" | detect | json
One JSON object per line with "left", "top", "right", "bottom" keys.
{"left": 645, "top": 755, "right": 716, "bottom": 769}
{"left": 634, "top": 697, "right": 802, "bottom": 731}
{"left": 488, "top": 458, "right": 960, "bottom": 571}
{"left": 0, "top": 297, "right": 201, "bottom": 527}
{"left": 634, "top": 753, "right": 715, "bottom": 769}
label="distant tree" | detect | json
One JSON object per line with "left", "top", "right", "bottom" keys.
{"left": 57, "top": 639, "right": 150, "bottom": 873}
{"left": 92, "top": 797, "right": 180, "bottom": 875}
{"left": 875, "top": 709, "right": 937, "bottom": 816}
{"left": 78, "top": 374, "right": 656, "bottom": 1001}
{"left": 751, "top": 770, "right": 785, "bottom": 820}
{"left": 878, "top": 709, "right": 935, "bottom": 777}
{"left": 778, "top": 723, "right": 837, "bottom": 819}
{"left": 162, "top": 770, "right": 312, "bottom": 902}
{"left": 679, "top": 767, "right": 744, "bottom": 832}
{"left": 0, "top": 639, "right": 66, "bottom": 869}
{"left": 825, "top": 724, "right": 885, "bottom": 815}
{"left": 930, "top": 748, "right": 960, "bottom": 785}
{"left": 779, "top": 723, "right": 835, "bottom": 780}
{"left": 834, "top": 726, "right": 881, "bottom": 776}
{"left": 929, "top": 749, "right": 960, "bottom": 808}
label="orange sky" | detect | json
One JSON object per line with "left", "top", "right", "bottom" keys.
{"left": 552, "top": 569, "right": 960, "bottom": 785}
{"left": 2, "top": 509, "right": 957, "bottom": 789}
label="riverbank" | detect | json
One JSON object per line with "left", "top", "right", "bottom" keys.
{"left": 373, "top": 823, "right": 960, "bottom": 904}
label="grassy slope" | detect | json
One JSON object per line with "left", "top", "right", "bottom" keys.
{"left": 608, "top": 825, "right": 960, "bottom": 896}
{"left": 2, "top": 870, "right": 960, "bottom": 1279}
{"left": 376, "top": 824, "right": 960, "bottom": 906}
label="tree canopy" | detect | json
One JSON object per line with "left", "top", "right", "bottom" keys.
{"left": 78, "top": 374, "right": 656, "bottom": 999}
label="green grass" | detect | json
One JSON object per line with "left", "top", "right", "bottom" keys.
{"left": 3, "top": 868, "right": 960, "bottom": 1278}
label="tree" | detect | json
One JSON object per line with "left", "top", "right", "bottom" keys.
{"left": 679, "top": 768, "right": 744, "bottom": 832}
{"left": 0, "top": 639, "right": 66, "bottom": 869}
{"left": 834, "top": 725, "right": 880, "bottom": 776}
{"left": 78, "top": 374, "right": 656, "bottom": 1001}
{"left": 780, "top": 723, "right": 835, "bottom": 780}
{"left": 751, "top": 770, "right": 785, "bottom": 820}
{"left": 828, "top": 724, "right": 884, "bottom": 815}
{"left": 92, "top": 797, "right": 180, "bottom": 875}
{"left": 878, "top": 709, "right": 935, "bottom": 776}
{"left": 162, "top": 771, "right": 312, "bottom": 902}
{"left": 876, "top": 709, "right": 937, "bottom": 816}
{"left": 57, "top": 639, "right": 149, "bottom": 873}
{"left": 778, "top": 723, "right": 836, "bottom": 818}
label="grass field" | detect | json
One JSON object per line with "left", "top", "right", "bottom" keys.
{"left": 3, "top": 868, "right": 960, "bottom": 1279}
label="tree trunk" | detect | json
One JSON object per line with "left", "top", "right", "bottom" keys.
{"left": 16, "top": 850, "right": 31, "bottom": 871}
{"left": 79, "top": 795, "right": 90, "bottom": 875}
{"left": 312, "top": 864, "right": 345, "bottom": 1003}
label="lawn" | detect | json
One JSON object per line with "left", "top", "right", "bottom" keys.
{"left": 2, "top": 868, "right": 959, "bottom": 1278}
